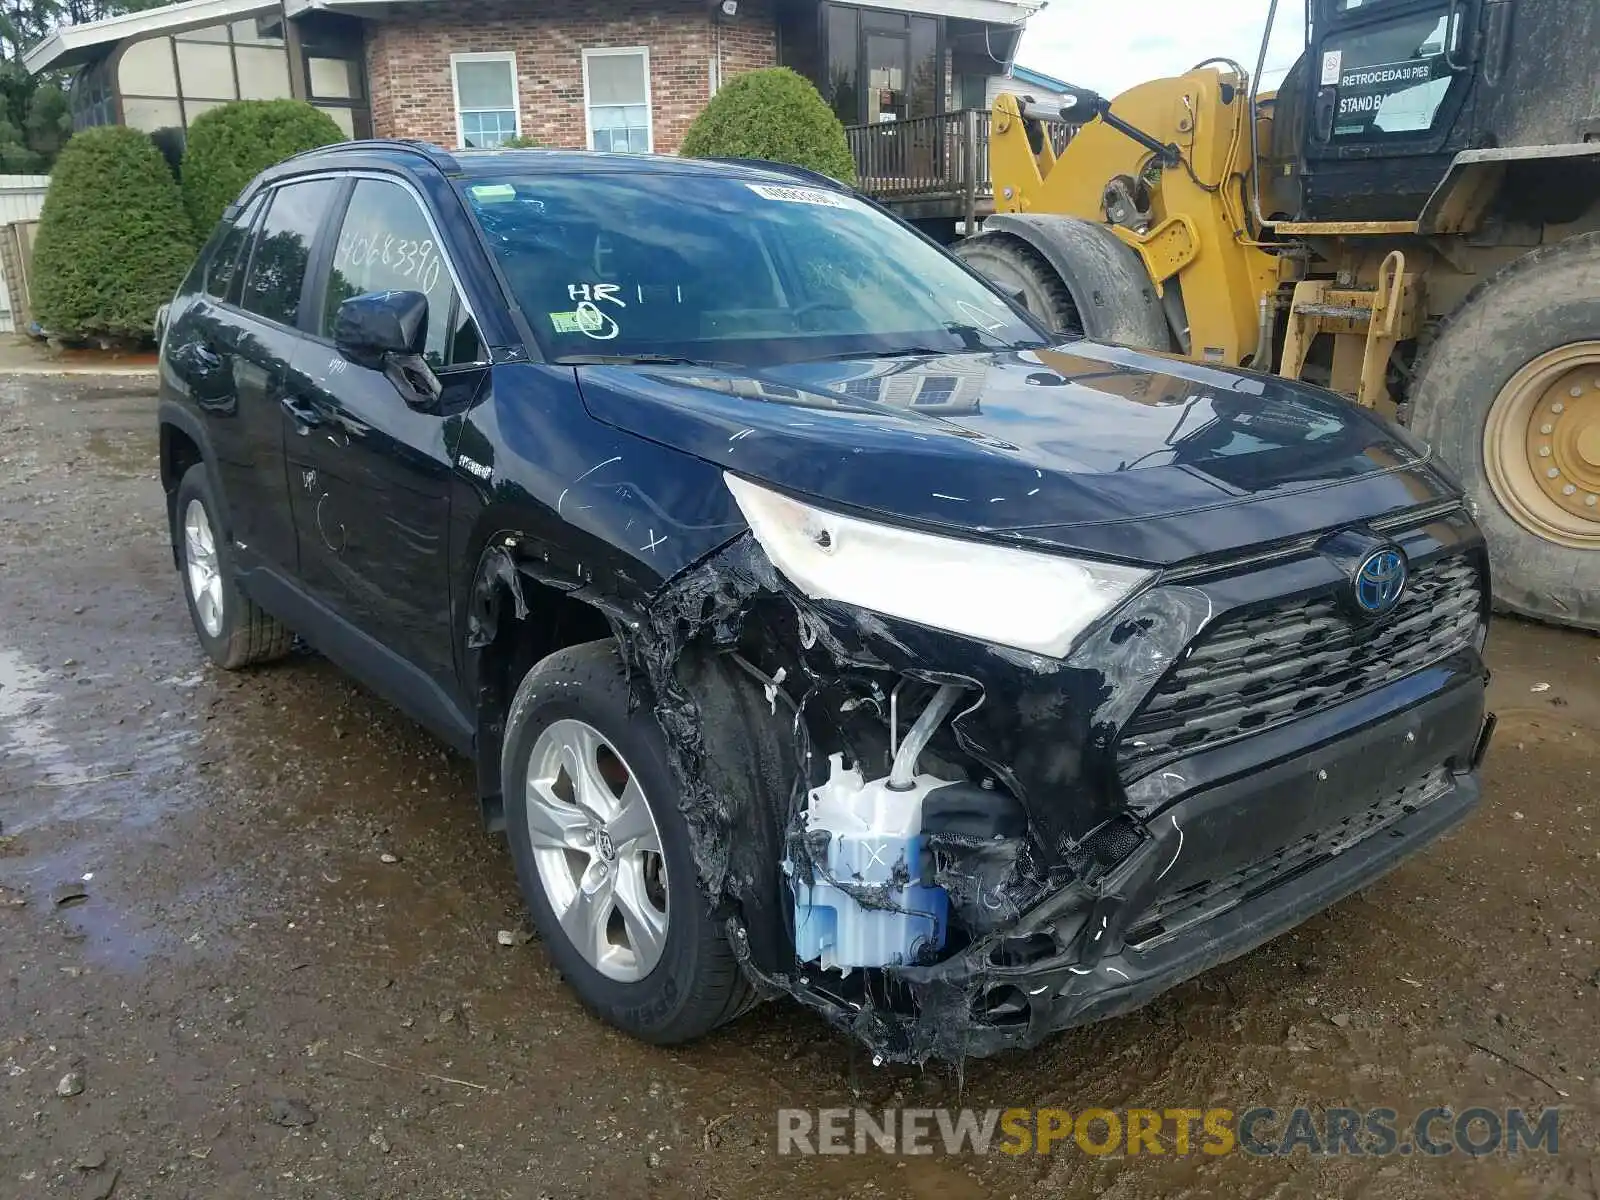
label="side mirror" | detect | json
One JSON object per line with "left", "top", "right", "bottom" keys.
{"left": 334, "top": 290, "right": 429, "bottom": 368}
{"left": 333, "top": 290, "right": 442, "bottom": 410}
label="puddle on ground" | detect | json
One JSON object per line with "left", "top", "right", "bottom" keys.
{"left": 0, "top": 645, "right": 85, "bottom": 783}
{"left": 83, "top": 427, "right": 156, "bottom": 477}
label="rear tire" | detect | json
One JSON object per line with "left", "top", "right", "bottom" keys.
{"left": 501, "top": 640, "right": 753, "bottom": 1044}
{"left": 1409, "top": 233, "right": 1600, "bottom": 631}
{"left": 173, "top": 464, "right": 295, "bottom": 669}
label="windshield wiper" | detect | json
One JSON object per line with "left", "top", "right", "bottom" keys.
{"left": 807, "top": 345, "right": 955, "bottom": 363}
{"left": 552, "top": 353, "right": 739, "bottom": 368}
{"left": 806, "top": 325, "right": 1037, "bottom": 363}
{"left": 943, "top": 322, "right": 1012, "bottom": 350}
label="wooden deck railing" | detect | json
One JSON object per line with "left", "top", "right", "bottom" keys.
{"left": 846, "top": 109, "right": 991, "bottom": 226}
{"left": 847, "top": 108, "right": 1077, "bottom": 225}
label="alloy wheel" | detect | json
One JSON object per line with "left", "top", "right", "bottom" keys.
{"left": 183, "top": 497, "right": 224, "bottom": 639}
{"left": 523, "top": 718, "right": 670, "bottom": 982}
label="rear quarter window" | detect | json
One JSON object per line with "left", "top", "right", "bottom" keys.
{"left": 240, "top": 177, "right": 342, "bottom": 327}
{"left": 204, "top": 193, "right": 266, "bottom": 303}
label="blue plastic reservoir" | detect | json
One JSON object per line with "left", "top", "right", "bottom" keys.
{"left": 791, "top": 831, "right": 949, "bottom": 970}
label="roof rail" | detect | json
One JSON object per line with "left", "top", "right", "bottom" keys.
{"left": 286, "top": 138, "right": 461, "bottom": 173}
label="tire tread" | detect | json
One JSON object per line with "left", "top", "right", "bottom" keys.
{"left": 956, "top": 231, "right": 1080, "bottom": 331}
{"left": 1408, "top": 232, "right": 1600, "bottom": 631}
{"left": 502, "top": 640, "right": 756, "bottom": 1045}
{"left": 175, "top": 463, "right": 295, "bottom": 669}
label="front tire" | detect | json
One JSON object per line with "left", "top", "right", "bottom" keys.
{"left": 501, "top": 640, "right": 752, "bottom": 1044}
{"left": 1410, "top": 233, "right": 1600, "bottom": 631}
{"left": 173, "top": 464, "right": 294, "bottom": 669}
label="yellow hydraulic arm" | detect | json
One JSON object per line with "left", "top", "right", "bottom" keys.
{"left": 988, "top": 70, "right": 1280, "bottom": 368}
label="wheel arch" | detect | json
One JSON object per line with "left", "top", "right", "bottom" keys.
{"left": 466, "top": 527, "right": 800, "bottom": 974}
{"left": 158, "top": 401, "right": 223, "bottom": 567}
{"left": 463, "top": 534, "right": 618, "bottom": 832}
{"left": 1419, "top": 144, "right": 1600, "bottom": 235}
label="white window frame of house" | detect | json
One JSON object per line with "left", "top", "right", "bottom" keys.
{"left": 450, "top": 51, "right": 521, "bottom": 149}
{"left": 581, "top": 47, "right": 654, "bottom": 154}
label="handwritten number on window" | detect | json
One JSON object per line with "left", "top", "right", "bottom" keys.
{"left": 335, "top": 229, "right": 443, "bottom": 294}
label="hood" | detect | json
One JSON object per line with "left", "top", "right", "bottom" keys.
{"left": 573, "top": 341, "right": 1459, "bottom": 566}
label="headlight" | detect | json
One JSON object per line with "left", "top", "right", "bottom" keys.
{"left": 725, "top": 474, "right": 1153, "bottom": 659}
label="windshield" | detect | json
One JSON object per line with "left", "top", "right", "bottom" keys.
{"left": 460, "top": 171, "right": 1048, "bottom": 364}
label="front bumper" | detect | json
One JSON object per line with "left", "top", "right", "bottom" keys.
{"left": 690, "top": 508, "right": 1491, "bottom": 1062}
{"left": 885, "top": 673, "right": 1489, "bottom": 1060}
{"left": 945, "top": 767, "right": 1481, "bottom": 1057}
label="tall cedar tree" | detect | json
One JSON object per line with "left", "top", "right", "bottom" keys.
{"left": 32, "top": 124, "right": 194, "bottom": 338}
{"left": 180, "top": 99, "right": 344, "bottom": 237}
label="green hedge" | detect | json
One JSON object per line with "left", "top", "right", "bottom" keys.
{"left": 680, "top": 68, "right": 855, "bottom": 184}
{"left": 181, "top": 99, "right": 344, "bottom": 237}
{"left": 31, "top": 125, "right": 196, "bottom": 341}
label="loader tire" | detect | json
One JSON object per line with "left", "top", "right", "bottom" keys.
{"left": 957, "top": 218, "right": 1171, "bottom": 350}
{"left": 1409, "top": 232, "right": 1600, "bottom": 632}
{"left": 957, "top": 231, "right": 1081, "bottom": 333}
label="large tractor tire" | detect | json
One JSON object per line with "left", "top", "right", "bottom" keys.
{"left": 956, "top": 215, "right": 1171, "bottom": 350}
{"left": 1409, "top": 232, "right": 1600, "bottom": 631}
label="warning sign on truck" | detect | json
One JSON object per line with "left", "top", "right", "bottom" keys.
{"left": 1339, "top": 59, "right": 1437, "bottom": 90}
{"left": 1333, "top": 55, "right": 1446, "bottom": 126}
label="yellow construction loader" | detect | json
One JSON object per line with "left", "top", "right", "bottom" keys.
{"left": 956, "top": 0, "right": 1598, "bottom": 629}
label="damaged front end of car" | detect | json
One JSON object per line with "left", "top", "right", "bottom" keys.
{"left": 479, "top": 476, "right": 1492, "bottom": 1065}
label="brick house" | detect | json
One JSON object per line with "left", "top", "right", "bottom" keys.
{"left": 26, "top": 0, "right": 1039, "bottom": 158}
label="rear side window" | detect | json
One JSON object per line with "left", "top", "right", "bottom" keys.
{"left": 205, "top": 193, "right": 265, "bottom": 302}
{"left": 240, "top": 178, "right": 341, "bottom": 327}
{"left": 321, "top": 177, "right": 484, "bottom": 368}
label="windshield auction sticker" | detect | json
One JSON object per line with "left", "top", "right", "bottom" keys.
{"left": 746, "top": 183, "right": 857, "bottom": 208}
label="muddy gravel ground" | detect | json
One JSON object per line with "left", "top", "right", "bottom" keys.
{"left": 1, "top": 376, "right": 1597, "bottom": 1200}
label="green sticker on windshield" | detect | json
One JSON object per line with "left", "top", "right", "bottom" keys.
{"left": 470, "top": 183, "right": 517, "bottom": 202}
{"left": 549, "top": 310, "right": 610, "bottom": 334}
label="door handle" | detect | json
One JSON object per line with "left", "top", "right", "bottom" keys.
{"left": 280, "top": 395, "right": 324, "bottom": 431}
{"left": 1313, "top": 85, "right": 1337, "bottom": 142}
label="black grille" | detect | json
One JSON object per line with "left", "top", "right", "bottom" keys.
{"left": 1119, "top": 554, "right": 1482, "bottom": 777}
{"left": 1125, "top": 767, "right": 1452, "bottom": 949}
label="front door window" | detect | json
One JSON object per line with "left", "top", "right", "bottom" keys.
{"left": 322, "top": 178, "right": 483, "bottom": 368}
{"left": 1320, "top": 9, "right": 1455, "bottom": 139}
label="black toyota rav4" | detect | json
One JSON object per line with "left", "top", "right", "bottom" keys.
{"left": 158, "top": 141, "right": 1493, "bottom": 1063}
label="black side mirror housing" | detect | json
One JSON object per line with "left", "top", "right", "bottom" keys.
{"left": 334, "top": 290, "right": 429, "bottom": 369}
{"left": 333, "top": 290, "right": 442, "bottom": 410}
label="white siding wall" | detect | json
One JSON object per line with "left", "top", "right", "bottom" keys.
{"left": 984, "top": 74, "right": 1068, "bottom": 110}
{"left": 0, "top": 176, "right": 50, "bottom": 333}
